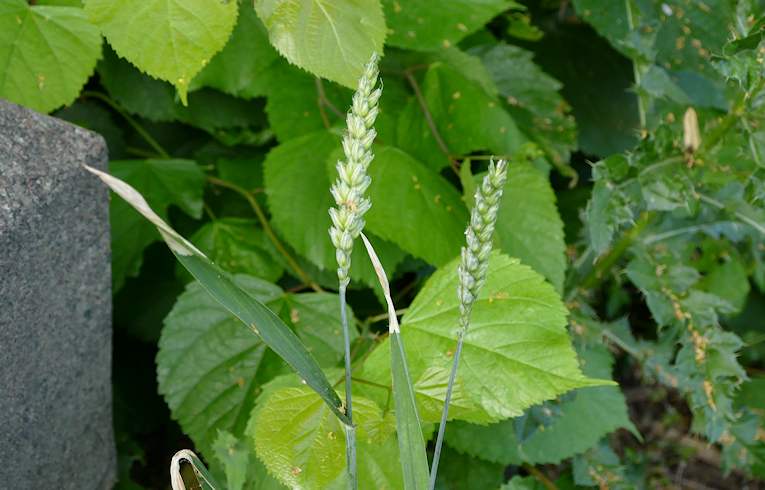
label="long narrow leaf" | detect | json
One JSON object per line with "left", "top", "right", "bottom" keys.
{"left": 170, "top": 449, "right": 220, "bottom": 490}
{"left": 360, "top": 233, "right": 429, "bottom": 489}
{"left": 85, "top": 165, "right": 351, "bottom": 426}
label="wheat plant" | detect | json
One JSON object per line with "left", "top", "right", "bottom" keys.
{"left": 328, "top": 52, "right": 382, "bottom": 489}
{"left": 429, "top": 159, "right": 509, "bottom": 489}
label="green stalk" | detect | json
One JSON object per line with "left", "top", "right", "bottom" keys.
{"left": 339, "top": 284, "right": 357, "bottom": 489}
{"left": 428, "top": 330, "right": 465, "bottom": 489}
{"left": 701, "top": 78, "right": 764, "bottom": 152}
{"left": 580, "top": 211, "right": 653, "bottom": 290}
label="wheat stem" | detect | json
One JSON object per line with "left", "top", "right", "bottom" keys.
{"left": 429, "top": 160, "right": 508, "bottom": 489}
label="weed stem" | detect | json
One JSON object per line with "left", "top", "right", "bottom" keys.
{"left": 81, "top": 90, "right": 170, "bottom": 159}
{"left": 568, "top": 211, "right": 654, "bottom": 302}
{"left": 404, "top": 70, "right": 460, "bottom": 175}
{"left": 206, "top": 176, "right": 322, "bottom": 292}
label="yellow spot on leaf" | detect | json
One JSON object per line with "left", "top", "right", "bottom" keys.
{"left": 488, "top": 291, "right": 510, "bottom": 303}
{"left": 704, "top": 380, "right": 716, "bottom": 410}
{"left": 756, "top": 427, "right": 765, "bottom": 442}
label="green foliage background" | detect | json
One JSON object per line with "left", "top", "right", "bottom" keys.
{"left": 2, "top": 0, "right": 765, "bottom": 488}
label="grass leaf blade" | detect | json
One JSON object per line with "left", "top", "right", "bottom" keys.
{"left": 360, "top": 233, "right": 429, "bottom": 489}
{"left": 170, "top": 449, "right": 221, "bottom": 490}
{"left": 85, "top": 165, "right": 350, "bottom": 425}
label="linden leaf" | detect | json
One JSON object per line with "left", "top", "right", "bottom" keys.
{"left": 446, "top": 345, "right": 638, "bottom": 465}
{"left": 187, "top": 218, "right": 284, "bottom": 284}
{"left": 359, "top": 253, "right": 611, "bottom": 422}
{"left": 158, "top": 277, "right": 282, "bottom": 456}
{"left": 397, "top": 63, "right": 525, "bottom": 172}
{"left": 365, "top": 145, "right": 468, "bottom": 266}
{"left": 248, "top": 386, "right": 393, "bottom": 489}
{"left": 382, "top": 0, "right": 517, "bottom": 51}
{"left": 254, "top": 0, "right": 386, "bottom": 89}
{"left": 496, "top": 162, "right": 567, "bottom": 292}
{"left": 189, "top": 4, "right": 280, "bottom": 99}
{"left": 84, "top": 0, "right": 238, "bottom": 103}
{"left": 158, "top": 275, "right": 357, "bottom": 457}
{"left": 0, "top": 0, "right": 101, "bottom": 113}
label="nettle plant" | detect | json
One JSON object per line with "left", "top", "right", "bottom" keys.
{"left": 5, "top": 0, "right": 765, "bottom": 488}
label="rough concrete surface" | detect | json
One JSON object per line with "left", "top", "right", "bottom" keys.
{"left": 0, "top": 99, "right": 115, "bottom": 489}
